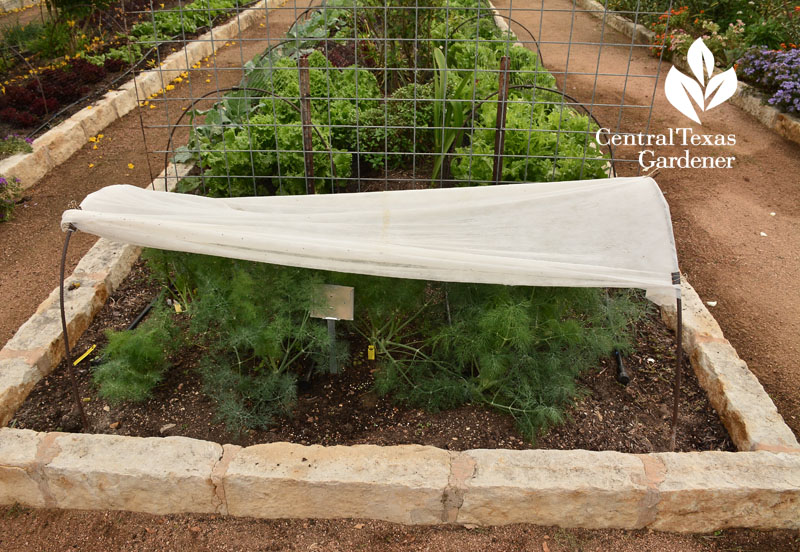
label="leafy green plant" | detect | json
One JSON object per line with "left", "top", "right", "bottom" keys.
{"left": 0, "top": 135, "right": 33, "bottom": 160}
{"left": 359, "top": 82, "right": 436, "bottom": 170}
{"left": 451, "top": 97, "right": 609, "bottom": 184}
{"left": 0, "top": 175, "right": 22, "bottom": 222}
{"left": 144, "top": 250, "right": 335, "bottom": 432}
{"left": 130, "top": 0, "right": 240, "bottom": 43}
{"left": 431, "top": 47, "right": 475, "bottom": 183}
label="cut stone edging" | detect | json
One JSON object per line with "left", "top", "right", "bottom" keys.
{"left": 0, "top": 167, "right": 798, "bottom": 529}
{"left": 1, "top": 429, "right": 798, "bottom": 530}
{"left": 574, "top": 0, "right": 655, "bottom": 46}
{"left": 729, "top": 82, "right": 800, "bottom": 147}
{"left": 0, "top": 0, "right": 282, "bottom": 191}
{"left": 577, "top": 0, "right": 800, "bottom": 148}
{"left": 0, "top": 0, "right": 38, "bottom": 13}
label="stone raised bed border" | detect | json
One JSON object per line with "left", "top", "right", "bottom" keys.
{"left": 0, "top": 163, "right": 798, "bottom": 530}
{"left": 0, "top": 0, "right": 284, "bottom": 191}
{"left": 1, "top": 0, "right": 798, "bottom": 532}
{"left": 574, "top": 0, "right": 800, "bottom": 148}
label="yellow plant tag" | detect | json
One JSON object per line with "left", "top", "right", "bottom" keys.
{"left": 174, "top": 302, "right": 183, "bottom": 313}
{"left": 73, "top": 344, "right": 96, "bottom": 366}
{"left": 367, "top": 345, "right": 375, "bottom": 360}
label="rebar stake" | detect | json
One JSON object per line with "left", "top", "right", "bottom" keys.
{"left": 670, "top": 286, "right": 683, "bottom": 451}
{"left": 60, "top": 226, "right": 88, "bottom": 431}
{"left": 492, "top": 56, "right": 510, "bottom": 185}
{"left": 298, "top": 56, "right": 315, "bottom": 194}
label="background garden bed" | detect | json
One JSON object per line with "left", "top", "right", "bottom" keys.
{"left": 9, "top": 257, "right": 734, "bottom": 453}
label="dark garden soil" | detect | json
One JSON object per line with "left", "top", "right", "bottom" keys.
{"left": 10, "top": 258, "right": 734, "bottom": 453}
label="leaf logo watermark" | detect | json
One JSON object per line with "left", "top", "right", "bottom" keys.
{"left": 664, "top": 38, "right": 738, "bottom": 124}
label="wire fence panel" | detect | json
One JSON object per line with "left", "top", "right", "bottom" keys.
{"left": 132, "top": 0, "right": 672, "bottom": 196}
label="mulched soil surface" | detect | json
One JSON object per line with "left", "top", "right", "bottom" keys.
{"left": 10, "top": 258, "right": 734, "bottom": 453}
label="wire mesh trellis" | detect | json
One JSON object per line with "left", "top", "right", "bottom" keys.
{"left": 128, "top": 0, "right": 674, "bottom": 196}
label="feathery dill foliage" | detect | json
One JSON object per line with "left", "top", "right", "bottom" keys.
{"left": 94, "top": 249, "right": 646, "bottom": 441}
{"left": 94, "top": 250, "right": 335, "bottom": 432}
{"left": 93, "top": 303, "right": 181, "bottom": 403}
{"left": 367, "top": 283, "right": 647, "bottom": 441}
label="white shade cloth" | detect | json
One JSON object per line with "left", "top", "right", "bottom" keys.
{"left": 61, "top": 177, "right": 680, "bottom": 305}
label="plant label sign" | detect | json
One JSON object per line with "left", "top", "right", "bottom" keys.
{"left": 311, "top": 284, "right": 354, "bottom": 374}
{"left": 310, "top": 284, "right": 354, "bottom": 321}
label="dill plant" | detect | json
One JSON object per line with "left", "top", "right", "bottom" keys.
{"left": 364, "top": 283, "right": 647, "bottom": 441}
{"left": 93, "top": 303, "right": 181, "bottom": 403}
{"left": 94, "top": 249, "right": 336, "bottom": 432}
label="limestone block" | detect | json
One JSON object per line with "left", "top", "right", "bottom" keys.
{"left": 121, "top": 71, "right": 164, "bottom": 102}
{"left": 692, "top": 341, "right": 799, "bottom": 452}
{"left": 660, "top": 278, "right": 725, "bottom": 356}
{"left": 104, "top": 88, "right": 139, "bottom": 119}
{"left": 44, "top": 434, "right": 221, "bottom": 514}
{"left": 183, "top": 39, "right": 214, "bottom": 64}
{"left": 71, "top": 102, "right": 119, "bottom": 139}
{"left": 4, "top": 275, "right": 108, "bottom": 376}
{"left": 0, "top": 359, "right": 42, "bottom": 426}
{"left": 33, "top": 118, "right": 88, "bottom": 168}
{"left": 775, "top": 112, "right": 800, "bottom": 145}
{"left": 0, "top": 147, "right": 51, "bottom": 191}
{"left": 457, "top": 449, "right": 650, "bottom": 528}
{"left": 0, "top": 428, "right": 45, "bottom": 507}
{"left": 73, "top": 239, "right": 141, "bottom": 293}
{"left": 651, "top": 451, "right": 800, "bottom": 531}
{"left": 224, "top": 443, "right": 451, "bottom": 523}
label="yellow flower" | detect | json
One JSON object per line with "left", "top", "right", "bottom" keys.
{"left": 174, "top": 77, "right": 182, "bottom": 83}
{"left": 165, "top": 84, "right": 175, "bottom": 91}
{"left": 149, "top": 104, "right": 156, "bottom": 109}
{"left": 205, "top": 78, "right": 211, "bottom": 83}
{"left": 88, "top": 136, "right": 97, "bottom": 143}
{"left": 86, "top": 106, "right": 92, "bottom": 110}
{"left": 97, "top": 134, "right": 104, "bottom": 139}
{"left": 128, "top": 163, "right": 135, "bottom": 169}
{"left": 93, "top": 145, "right": 98, "bottom": 150}
{"left": 88, "top": 163, "right": 94, "bottom": 168}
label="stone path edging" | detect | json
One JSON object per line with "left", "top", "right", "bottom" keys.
{"left": 574, "top": 0, "right": 655, "bottom": 45}
{"left": 0, "top": 165, "right": 798, "bottom": 529}
{"left": 0, "top": 0, "right": 281, "bottom": 190}
{"left": 576, "top": 0, "right": 800, "bottom": 148}
{"left": 0, "top": 0, "right": 38, "bottom": 13}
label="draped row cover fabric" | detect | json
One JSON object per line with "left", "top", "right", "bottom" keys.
{"left": 61, "top": 176, "right": 680, "bottom": 306}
